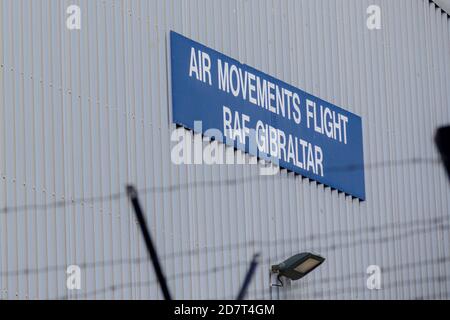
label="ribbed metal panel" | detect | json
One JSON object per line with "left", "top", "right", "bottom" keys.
{"left": 0, "top": 0, "right": 449, "bottom": 300}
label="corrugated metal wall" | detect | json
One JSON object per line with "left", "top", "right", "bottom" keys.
{"left": 1, "top": 0, "right": 449, "bottom": 300}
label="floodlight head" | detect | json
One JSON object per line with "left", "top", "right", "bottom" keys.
{"left": 271, "top": 252, "right": 325, "bottom": 281}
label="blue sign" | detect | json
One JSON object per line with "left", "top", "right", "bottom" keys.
{"left": 170, "top": 31, "right": 365, "bottom": 200}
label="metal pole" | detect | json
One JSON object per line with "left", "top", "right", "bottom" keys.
{"left": 236, "top": 253, "right": 260, "bottom": 300}
{"left": 126, "top": 185, "right": 172, "bottom": 300}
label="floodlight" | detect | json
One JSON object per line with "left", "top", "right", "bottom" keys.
{"left": 271, "top": 252, "right": 325, "bottom": 281}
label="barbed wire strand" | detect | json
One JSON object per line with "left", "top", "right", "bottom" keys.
{"left": 2, "top": 221, "right": 448, "bottom": 278}
{"left": 54, "top": 255, "right": 450, "bottom": 300}
{"left": 0, "top": 157, "right": 442, "bottom": 215}
{"left": 58, "top": 260, "right": 251, "bottom": 300}
{"left": 0, "top": 157, "right": 447, "bottom": 297}
{"left": 236, "top": 274, "right": 450, "bottom": 300}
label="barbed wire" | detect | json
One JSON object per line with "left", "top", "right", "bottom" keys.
{"left": 53, "top": 253, "right": 450, "bottom": 300}
{"left": 160, "top": 214, "right": 450, "bottom": 262}
{"left": 2, "top": 223, "right": 448, "bottom": 298}
{"left": 0, "top": 157, "right": 447, "bottom": 298}
{"left": 0, "top": 157, "right": 442, "bottom": 216}
{"left": 0, "top": 192, "right": 124, "bottom": 215}
{"left": 223, "top": 259, "right": 450, "bottom": 300}
{"left": 253, "top": 274, "right": 450, "bottom": 300}
{"left": 1, "top": 219, "right": 448, "bottom": 278}
{"left": 57, "top": 260, "right": 251, "bottom": 300}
